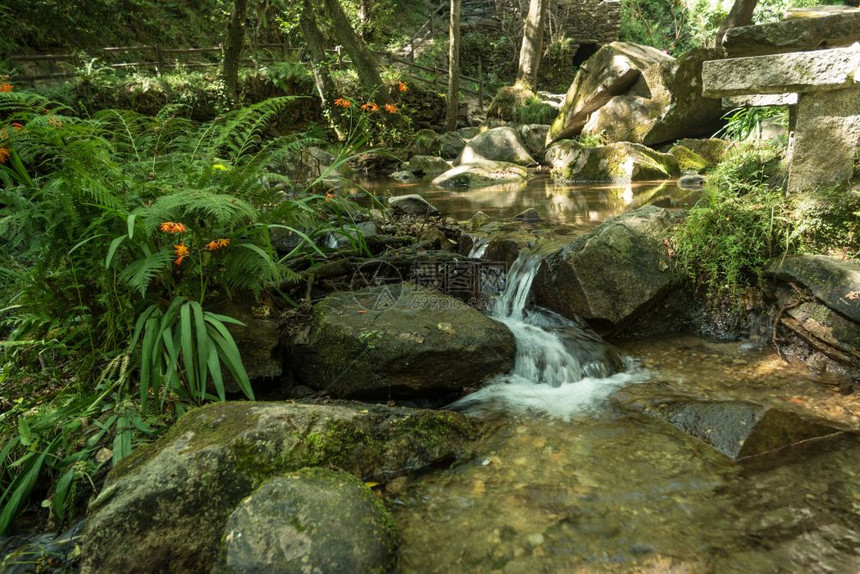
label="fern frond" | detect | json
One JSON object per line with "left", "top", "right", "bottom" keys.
{"left": 117, "top": 249, "right": 174, "bottom": 296}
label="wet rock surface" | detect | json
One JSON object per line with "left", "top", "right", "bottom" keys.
{"left": 80, "top": 401, "right": 476, "bottom": 574}
{"left": 288, "top": 283, "right": 516, "bottom": 399}
{"left": 546, "top": 140, "right": 680, "bottom": 182}
{"left": 432, "top": 160, "right": 529, "bottom": 188}
{"left": 213, "top": 469, "right": 396, "bottom": 574}
{"left": 532, "top": 206, "right": 684, "bottom": 334}
{"left": 455, "top": 126, "right": 536, "bottom": 166}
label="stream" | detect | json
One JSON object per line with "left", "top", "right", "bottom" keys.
{"left": 372, "top": 187, "right": 860, "bottom": 572}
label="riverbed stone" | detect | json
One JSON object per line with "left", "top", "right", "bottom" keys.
{"left": 532, "top": 206, "right": 684, "bottom": 334}
{"left": 433, "top": 160, "right": 529, "bottom": 188}
{"left": 611, "top": 384, "right": 846, "bottom": 460}
{"left": 546, "top": 140, "right": 679, "bottom": 183}
{"left": 669, "top": 138, "right": 730, "bottom": 170}
{"left": 411, "top": 128, "right": 439, "bottom": 156}
{"left": 390, "top": 170, "right": 417, "bottom": 182}
{"left": 583, "top": 47, "right": 725, "bottom": 145}
{"left": 723, "top": 9, "right": 860, "bottom": 57}
{"left": 80, "top": 401, "right": 475, "bottom": 574}
{"left": 402, "top": 155, "right": 452, "bottom": 177}
{"left": 213, "top": 469, "right": 396, "bottom": 574}
{"left": 388, "top": 194, "right": 439, "bottom": 216}
{"left": 288, "top": 283, "right": 515, "bottom": 399}
{"left": 456, "top": 126, "right": 536, "bottom": 166}
{"left": 548, "top": 42, "right": 674, "bottom": 144}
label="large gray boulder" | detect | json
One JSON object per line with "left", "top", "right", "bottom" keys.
{"left": 611, "top": 383, "right": 848, "bottom": 461}
{"left": 81, "top": 402, "right": 475, "bottom": 574}
{"left": 438, "top": 131, "right": 467, "bottom": 160}
{"left": 432, "top": 160, "right": 529, "bottom": 188}
{"left": 532, "top": 206, "right": 684, "bottom": 334}
{"left": 583, "top": 48, "right": 725, "bottom": 145}
{"left": 289, "top": 283, "right": 516, "bottom": 398}
{"left": 548, "top": 42, "right": 673, "bottom": 144}
{"left": 388, "top": 194, "right": 439, "bottom": 216}
{"left": 545, "top": 140, "right": 679, "bottom": 182}
{"left": 456, "top": 126, "right": 536, "bottom": 166}
{"left": 214, "top": 469, "right": 396, "bottom": 574}
{"left": 517, "top": 124, "right": 551, "bottom": 159}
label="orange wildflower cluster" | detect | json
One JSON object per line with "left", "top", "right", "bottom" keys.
{"left": 160, "top": 221, "right": 187, "bottom": 234}
{"left": 0, "top": 147, "right": 9, "bottom": 164}
{"left": 361, "top": 102, "right": 379, "bottom": 113}
{"left": 334, "top": 98, "right": 352, "bottom": 108}
{"left": 384, "top": 103, "right": 398, "bottom": 114}
{"left": 0, "top": 82, "right": 12, "bottom": 93}
{"left": 205, "top": 238, "right": 230, "bottom": 251}
{"left": 397, "top": 81, "right": 408, "bottom": 93}
{"left": 173, "top": 243, "right": 190, "bottom": 266}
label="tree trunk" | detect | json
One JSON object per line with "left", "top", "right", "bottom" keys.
{"left": 321, "top": 0, "right": 387, "bottom": 101}
{"left": 445, "top": 0, "right": 462, "bottom": 132}
{"left": 515, "top": 0, "right": 547, "bottom": 91}
{"left": 715, "top": 0, "right": 759, "bottom": 48}
{"left": 223, "top": 0, "right": 249, "bottom": 104}
{"left": 299, "top": 0, "right": 342, "bottom": 132}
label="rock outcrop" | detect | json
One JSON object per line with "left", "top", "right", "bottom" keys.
{"left": 433, "top": 160, "right": 529, "bottom": 188}
{"left": 532, "top": 206, "right": 684, "bottom": 334}
{"left": 213, "top": 469, "right": 396, "bottom": 573}
{"left": 289, "top": 283, "right": 516, "bottom": 399}
{"left": 81, "top": 402, "right": 476, "bottom": 574}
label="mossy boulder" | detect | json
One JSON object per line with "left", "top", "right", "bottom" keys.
{"left": 517, "top": 124, "right": 551, "bottom": 159}
{"left": 668, "top": 145, "right": 709, "bottom": 173}
{"left": 456, "top": 126, "right": 536, "bottom": 166}
{"left": 433, "top": 160, "right": 529, "bottom": 188}
{"left": 438, "top": 131, "right": 467, "bottom": 160}
{"left": 213, "top": 469, "right": 396, "bottom": 574}
{"left": 532, "top": 206, "right": 684, "bottom": 334}
{"left": 81, "top": 401, "right": 476, "bottom": 574}
{"left": 545, "top": 140, "right": 679, "bottom": 183}
{"left": 487, "top": 85, "right": 536, "bottom": 122}
{"left": 671, "top": 138, "right": 730, "bottom": 168}
{"left": 401, "top": 155, "right": 452, "bottom": 178}
{"left": 411, "top": 128, "right": 439, "bottom": 156}
{"left": 289, "top": 283, "right": 516, "bottom": 399}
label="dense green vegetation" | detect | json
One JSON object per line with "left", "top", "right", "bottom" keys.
{"left": 0, "top": 0, "right": 857, "bottom": 546}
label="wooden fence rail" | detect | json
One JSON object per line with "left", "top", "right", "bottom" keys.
{"left": 6, "top": 43, "right": 485, "bottom": 106}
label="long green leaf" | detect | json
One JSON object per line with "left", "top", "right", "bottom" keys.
{"left": 0, "top": 440, "right": 57, "bottom": 536}
{"left": 192, "top": 302, "right": 210, "bottom": 403}
{"left": 179, "top": 302, "right": 197, "bottom": 400}
{"left": 105, "top": 235, "right": 126, "bottom": 268}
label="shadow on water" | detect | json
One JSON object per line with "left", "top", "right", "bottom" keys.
{"left": 348, "top": 175, "right": 701, "bottom": 226}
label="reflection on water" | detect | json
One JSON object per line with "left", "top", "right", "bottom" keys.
{"left": 394, "top": 338, "right": 860, "bottom": 573}
{"left": 348, "top": 175, "right": 700, "bottom": 226}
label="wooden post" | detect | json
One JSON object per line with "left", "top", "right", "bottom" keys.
{"left": 433, "top": 66, "right": 439, "bottom": 90}
{"left": 336, "top": 46, "right": 343, "bottom": 69}
{"left": 478, "top": 57, "right": 484, "bottom": 111}
{"left": 155, "top": 45, "right": 164, "bottom": 74}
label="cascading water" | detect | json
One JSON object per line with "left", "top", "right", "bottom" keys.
{"left": 452, "top": 250, "right": 647, "bottom": 420}
{"left": 468, "top": 238, "right": 489, "bottom": 259}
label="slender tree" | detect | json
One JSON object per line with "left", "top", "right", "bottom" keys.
{"left": 321, "top": 0, "right": 387, "bottom": 101}
{"left": 445, "top": 0, "right": 462, "bottom": 131}
{"left": 298, "top": 0, "right": 342, "bottom": 129}
{"left": 223, "top": 0, "right": 249, "bottom": 104}
{"left": 715, "top": 0, "right": 759, "bottom": 48}
{"left": 515, "top": 0, "right": 548, "bottom": 90}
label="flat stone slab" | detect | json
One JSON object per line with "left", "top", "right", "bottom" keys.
{"left": 724, "top": 10, "right": 860, "bottom": 57}
{"left": 702, "top": 44, "right": 860, "bottom": 97}
{"left": 766, "top": 255, "right": 860, "bottom": 324}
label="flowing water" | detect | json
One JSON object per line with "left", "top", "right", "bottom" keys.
{"left": 393, "top": 251, "right": 860, "bottom": 573}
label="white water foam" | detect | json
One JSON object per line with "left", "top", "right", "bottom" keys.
{"left": 452, "top": 249, "right": 648, "bottom": 420}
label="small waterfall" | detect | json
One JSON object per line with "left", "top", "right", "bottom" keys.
{"left": 468, "top": 238, "right": 489, "bottom": 259}
{"left": 453, "top": 250, "right": 647, "bottom": 420}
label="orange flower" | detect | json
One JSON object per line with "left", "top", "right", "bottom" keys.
{"left": 0, "top": 147, "right": 9, "bottom": 164}
{"left": 397, "top": 81, "right": 408, "bottom": 93}
{"left": 205, "top": 238, "right": 230, "bottom": 251}
{"left": 160, "top": 222, "right": 187, "bottom": 233}
{"left": 10, "top": 123, "right": 23, "bottom": 130}
{"left": 361, "top": 102, "right": 379, "bottom": 113}
{"left": 384, "top": 103, "right": 398, "bottom": 114}
{"left": 334, "top": 98, "right": 352, "bottom": 108}
{"left": 173, "top": 243, "right": 190, "bottom": 266}
{"left": 0, "top": 83, "right": 12, "bottom": 93}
